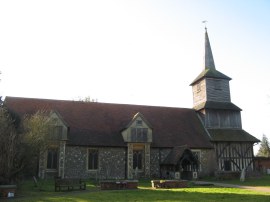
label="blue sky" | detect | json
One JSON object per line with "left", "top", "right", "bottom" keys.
{"left": 0, "top": 0, "right": 269, "bottom": 152}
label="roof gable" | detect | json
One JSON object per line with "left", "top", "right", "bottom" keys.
{"left": 121, "top": 112, "right": 153, "bottom": 143}
{"left": 124, "top": 112, "right": 153, "bottom": 130}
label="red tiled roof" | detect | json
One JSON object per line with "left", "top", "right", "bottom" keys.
{"left": 4, "top": 96, "right": 213, "bottom": 148}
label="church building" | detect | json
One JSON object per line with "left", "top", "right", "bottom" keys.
{"left": 4, "top": 29, "right": 259, "bottom": 180}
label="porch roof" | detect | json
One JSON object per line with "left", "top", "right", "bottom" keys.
{"left": 161, "top": 145, "right": 197, "bottom": 166}
{"left": 208, "top": 129, "right": 260, "bottom": 142}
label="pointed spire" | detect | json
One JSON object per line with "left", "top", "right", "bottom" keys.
{"left": 204, "top": 28, "right": 216, "bottom": 70}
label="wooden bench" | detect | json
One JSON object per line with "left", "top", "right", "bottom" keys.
{"left": 55, "top": 178, "right": 86, "bottom": 192}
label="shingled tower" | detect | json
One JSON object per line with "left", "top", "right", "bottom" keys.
{"left": 190, "top": 29, "right": 242, "bottom": 129}
{"left": 190, "top": 29, "right": 259, "bottom": 172}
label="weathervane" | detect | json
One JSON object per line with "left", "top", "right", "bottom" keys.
{"left": 202, "top": 20, "right": 208, "bottom": 30}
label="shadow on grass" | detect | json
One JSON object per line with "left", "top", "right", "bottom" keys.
{"left": 6, "top": 186, "right": 270, "bottom": 202}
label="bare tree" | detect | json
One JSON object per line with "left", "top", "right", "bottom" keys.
{"left": 22, "top": 111, "right": 55, "bottom": 177}
{"left": 0, "top": 108, "right": 54, "bottom": 184}
{"left": 23, "top": 111, "right": 54, "bottom": 152}
{"left": 76, "top": 96, "right": 98, "bottom": 102}
{"left": 0, "top": 107, "right": 20, "bottom": 184}
{"left": 257, "top": 134, "right": 270, "bottom": 157}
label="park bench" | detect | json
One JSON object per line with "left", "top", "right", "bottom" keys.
{"left": 55, "top": 178, "right": 86, "bottom": 192}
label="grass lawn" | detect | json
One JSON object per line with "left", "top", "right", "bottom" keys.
{"left": 208, "top": 175, "right": 270, "bottom": 187}
{"left": 2, "top": 177, "right": 270, "bottom": 202}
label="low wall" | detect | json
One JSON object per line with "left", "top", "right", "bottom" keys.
{"left": 151, "top": 180, "right": 188, "bottom": 188}
{"left": 100, "top": 180, "right": 138, "bottom": 190}
{"left": 0, "top": 185, "right": 16, "bottom": 198}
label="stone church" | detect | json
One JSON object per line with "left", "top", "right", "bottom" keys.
{"left": 5, "top": 29, "right": 259, "bottom": 180}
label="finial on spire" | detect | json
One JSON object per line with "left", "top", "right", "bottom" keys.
{"left": 202, "top": 20, "right": 208, "bottom": 31}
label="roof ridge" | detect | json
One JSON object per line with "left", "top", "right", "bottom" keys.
{"left": 5, "top": 96, "right": 194, "bottom": 110}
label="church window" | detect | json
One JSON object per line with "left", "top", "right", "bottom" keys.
{"left": 192, "top": 150, "right": 201, "bottom": 171}
{"left": 136, "top": 120, "right": 143, "bottom": 126}
{"left": 133, "top": 150, "right": 143, "bottom": 170}
{"left": 224, "top": 160, "right": 231, "bottom": 171}
{"left": 131, "top": 128, "right": 148, "bottom": 142}
{"left": 88, "top": 149, "right": 99, "bottom": 170}
{"left": 47, "top": 148, "right": 58, "bottom": 169}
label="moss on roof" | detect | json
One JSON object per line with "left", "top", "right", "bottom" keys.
{"left": 208, "top": 129, "right": 260, "bottom": 142}
{"left": 190, "top": 68, "right": 231, "bottom": 85}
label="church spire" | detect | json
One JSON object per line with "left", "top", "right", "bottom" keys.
{"left": 190, "top": 28, "right": 231, "bottom": 86}
{"left": 204, "top": 28, "right": 216, "bottom": 70}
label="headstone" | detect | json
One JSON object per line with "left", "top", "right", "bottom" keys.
{"left": 240, "top": 168, "right": 246, "bottom": 182}
{"left": 33, "top": 176, "right": 38, "bottom": 187}
{"left": 175, "top": 172, "right": 180, "bottom": 179}
{"left": 7, "top": 192, "right": 14, "bottom": 198}
{"left": 193, "top": 171, "right": 198, "bottom": 179}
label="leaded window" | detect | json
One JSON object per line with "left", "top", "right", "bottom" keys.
{"left": 47, "top": 148, "right": 58, "bottom": 169}
{"left": 88, "top": 149, "right": 98, "bottom": 170}
{"left": 136, "top": 120, "right": 143, "bottom": 126}
{"left": 133, "top": 150, "right": 143, "bottom": 170}
{"left": 192, "top": 150, "right": 201, "bottom": 171}
{"left": 131, "top": 128, "right": 148, "bottom": 142}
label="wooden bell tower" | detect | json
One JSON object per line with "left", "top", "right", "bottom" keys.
{"left": 190, "top": 29, "right": 242, "bottom": 129}
{"left": 190, "top": 29, "right": 259, "bottom": 172}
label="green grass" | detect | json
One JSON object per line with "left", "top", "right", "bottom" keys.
{"left": 2, "top": 178, "right": 270, "bottom": 202}
{"left": 208, "top": 175, "right": 270, "bottom": 187}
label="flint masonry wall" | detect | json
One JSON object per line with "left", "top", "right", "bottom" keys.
{"left": 150, "top": 148, "right": 174, "bottom": 178}
{"left": 64, "top": 146, "right": 126, "bottom": 179}
{"left": 63, "top": 146, "right": 215, "bottom": 179}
